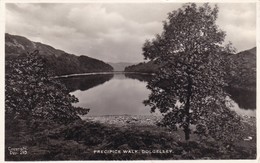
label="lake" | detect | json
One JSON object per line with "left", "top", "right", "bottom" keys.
{"left": 60, "top": 73, "right": 256, "bottom": 117}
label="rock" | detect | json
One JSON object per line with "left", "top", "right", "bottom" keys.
{"left": 131, "top": 117, "right": 138, "bottom": 121}
{"left": 118, "top": 144, "right": 130, "bottom": 150}
{"left": 244, "top": 136, "right": 253, "bottom": 141}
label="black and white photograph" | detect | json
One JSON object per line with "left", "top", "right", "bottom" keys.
{"left": 2, "top": 0, "right": 257, "bottom": 161}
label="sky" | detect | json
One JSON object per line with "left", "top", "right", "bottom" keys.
{"left": 5, "top": 3, "right": 256, "bottom": 63}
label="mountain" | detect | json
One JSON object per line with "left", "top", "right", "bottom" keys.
{"left": 124, "top": 61, "right": 159, "bottom": 73}
{"left": 5, "top": 33, "right": 113, "bottom": 75}
{"left": 247, "top": 47, "right": 256, "bottom": 55}
{"left": 233, "top": 47, "right": 256, "bottom": 70}
{"left": 108, "top": 62, "right": 136, "bottom": 71}
{"left": 229, "top": 47, "right": 256, "bottom": 89}
{"left": 124, "top": 47, "right": 256, "bottom": 90}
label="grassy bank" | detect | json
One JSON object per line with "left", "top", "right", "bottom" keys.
{"left": 5, "top": 114, "right": 256, "bottom": 161}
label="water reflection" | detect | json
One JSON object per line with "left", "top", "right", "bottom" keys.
{"left": 60, "top": 74, "right": 113, "bottom": 92}
{"left": 125, "top": 73, "right": 153, "bottom": 82}
{"left": 226, "top": 87, "right": 256, "bottom": 110}
{"left": 60, "top": 73, "right": 256, "bottom": 116}
{"left": 67, "top": 73, "right": 154, "bottom": 116}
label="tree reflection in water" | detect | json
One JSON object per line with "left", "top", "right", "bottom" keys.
{"left": 59, "top": 73, "right": 255, "bottom": 114}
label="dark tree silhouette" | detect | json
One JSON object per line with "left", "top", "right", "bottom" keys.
{"left": 5, "top": 50, "right": 89, "bottom": 124}
{"left": 143, "top": 3, "right": 242, "bottom": 141}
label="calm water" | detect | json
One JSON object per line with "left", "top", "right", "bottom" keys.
{"left": 60, "top": 73, "right": 256, "bottom": 117}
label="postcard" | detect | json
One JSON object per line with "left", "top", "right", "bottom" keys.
{"left": 1, "top": 0, "right": 258, "bottom": 162}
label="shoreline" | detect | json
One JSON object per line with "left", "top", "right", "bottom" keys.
{"left": 5, "top": 114, "right": 256, "bottom": 160}
{"left": 54, "top": 71, "right": 154, "bottom": 79}
{"left": 80, "top": 114, "right": 163, "bottom": 127}
{"left": 80, "top": 114, "right": 256, "bottom": 128}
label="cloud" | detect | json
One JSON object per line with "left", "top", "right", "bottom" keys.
{"left": 217, "top": 3, "right": 256, "bottom": 51}
{"left": 5, "top": 3, "right": 256, "bottom": 62}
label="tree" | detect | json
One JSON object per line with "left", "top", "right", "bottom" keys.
{"left": 143, "top": 3, "right": 242, "bottom": 141}
{"left": 5, "top": 50, "right": 89, "bottom": 124}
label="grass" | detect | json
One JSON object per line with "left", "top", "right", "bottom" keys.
{"left": 5, "top": 116, "right": 256, "bottom": 161}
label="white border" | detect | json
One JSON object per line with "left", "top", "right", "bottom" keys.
{"left": 0, "top": 0, "right": 259, "bottom": 163}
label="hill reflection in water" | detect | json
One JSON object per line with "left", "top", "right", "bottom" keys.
{"left": 226, "top": 87, "right": 256, "bottom": 110}
{"left": 60, "top": 74, "right": 114, "bottom": 92}
{"left": 59, "top": 73, "right": 255, "bottom": 116}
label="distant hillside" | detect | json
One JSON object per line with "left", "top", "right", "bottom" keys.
{"left": 124, "top": 61, "right": 159, "bottom": 73}
{"left": 108, "top": 62, "right": 136, "bottom": 71}
{"left": 229, "top": 47, "right": 256, "bottom": 89}
{"left": 5, "top": 33, "right": 113, "bottom": 75}
{"left": 124, "top": 47, "right": 256, "bottom": 90}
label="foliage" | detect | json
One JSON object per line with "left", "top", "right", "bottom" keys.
{"left": 5, "top": 50, "right": 89, "bottom": 124}
{"left": 142, "top": 3, "right": 243, "bottom": 141}
{"left": 5, "top": 120, "right": 256, "bottom": 160}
